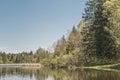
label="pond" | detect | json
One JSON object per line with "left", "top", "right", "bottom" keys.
{"left": 0, "top": 66, "right": 120, "bottom": 80}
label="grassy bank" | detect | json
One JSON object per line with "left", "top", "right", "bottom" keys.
{"left": 82, "top": 63, "right": 120, "bottom": 72}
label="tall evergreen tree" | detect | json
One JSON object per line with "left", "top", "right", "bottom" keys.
{"left": 93, "top": 0, "right": 118, "bottom": 60}
{"left": 54, "top": 35, "right": 67, "bottom": 56}
{"left": 93, "top": 0, "right": 113, "bottom": 59}
{"left": 81, "top": 0, "right": 117, "bottom": 63}
{"left": 67, "top": 26, "right": 79, "bottom": 54}
{"left": 81, "top": 0, "right": 96, "bottom": 63}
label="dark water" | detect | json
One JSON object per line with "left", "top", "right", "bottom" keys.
{"left": 0, "top": 66, "right": 120, "bottom": 80}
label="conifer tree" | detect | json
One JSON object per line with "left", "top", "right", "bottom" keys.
{"left": 81, "top": 0, "right": 96, "bottom": 62}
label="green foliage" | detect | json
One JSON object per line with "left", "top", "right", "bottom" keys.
{"left": 80, "top": 0, "right": 119, "bottom": 64}
{"left": 66, "top": 42, "right": 74, "bottom": 54}
{"left": 0, "top": 48, "right": 51, "bottom": 64}
{"left": 54, "top": 35, "right": 67, "bottom": 56}
{"left": 103, "top": 0, "right": 120, "bottom": 58}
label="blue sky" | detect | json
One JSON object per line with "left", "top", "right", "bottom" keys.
{"left": 0, "top": 0, "right": 86, "bottom": 53}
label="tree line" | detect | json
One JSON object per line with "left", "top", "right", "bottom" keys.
{"left": 50, "top": 0, "right": 120, "bottom": 68}
{"left": 0, "top": 48, "right": 50, "bottom": 64}
{"left": 0, "top": 0, "right": 120, "bottom": 68}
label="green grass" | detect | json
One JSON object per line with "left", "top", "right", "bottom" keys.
{"left": 82, "top": 63, "right": 120, "bottom": 72}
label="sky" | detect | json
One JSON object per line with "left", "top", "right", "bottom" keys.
{"left": 0, "top": 0, "right": 86, "bottom": 53}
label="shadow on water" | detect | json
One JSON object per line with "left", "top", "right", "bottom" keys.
{"left": 0, "top": 67, "right": 120, "bottom": 80}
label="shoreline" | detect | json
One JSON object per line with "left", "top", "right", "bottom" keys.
{"left": 0, "top": 63, "right": 42, "bottom": 68}
{"left": 0, "top": 63, "right": 120, "bottom": 71}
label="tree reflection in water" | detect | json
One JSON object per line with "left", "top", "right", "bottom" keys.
{"left": 0, "top": 67, "right": 120, "bottom": 80}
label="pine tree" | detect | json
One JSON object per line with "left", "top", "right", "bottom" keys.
{"left": 67, "top": 26, "right": 79, "bottom": 54}
{"left": 54, "top": 35, "right": 67, "bottom": 56}
{"left": 81, "top": 0, "right": 96, "bottom": 63}
{"left": 81, "top": 0, "right": 118, "bottom": 63}
{"left": 93, "top": 0, "right": 107, "bottom": 57}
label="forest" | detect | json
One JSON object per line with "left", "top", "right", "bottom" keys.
{"left": 0, "top": 0, "right": 120, "bottom": 69}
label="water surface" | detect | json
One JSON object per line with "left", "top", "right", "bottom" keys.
{"left": 0, "top": 66, "right": 120, "bottom": 80}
